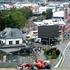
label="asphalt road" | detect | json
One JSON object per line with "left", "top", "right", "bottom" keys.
{"left": 53, "top": 39, "right": 70, "bottom": 68}
{"left": 61, "top": 41, "right": 70, "bottom": 68}
{"left": 52, "top": 40, "right": 70, "bottom": 53}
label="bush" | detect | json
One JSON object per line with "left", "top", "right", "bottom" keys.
{"left": 43, "top": 48, "right": 60, "bottom": 59}
{"left": 43, "top": 48, "right": 48, "bottom": 54}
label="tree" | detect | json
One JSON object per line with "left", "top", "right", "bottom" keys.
{"left": 4, "top": 15, "right": 17, "bottom": 28}
{"left": 20, "top": 7, "right": 33, "bottom": 19}
{"left": 42, "top": 11, "right": 46, "bottom": 16}
{"left": 45, "top": 8, "right": 53, "bottom": 19}
{"left": 0, "top": 11, "right": 6, "bottom": 31}
{"left": 10, "top": 11, "right": 27, "bottom": 28}
{"left": 0, "top": 7, "right": 32, "bottom": 30}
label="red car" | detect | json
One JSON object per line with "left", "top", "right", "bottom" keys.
{"left": 17, "top": 63, "right": 32, "bottom": 70}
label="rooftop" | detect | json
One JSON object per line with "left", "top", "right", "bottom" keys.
{"left": 0, "top": 28, "right": 23, "bottom": 39}
{"left": 33, "top": 19, "right": 66, "bottom": 26}
{"left": 53, "top": 11, "right": 64, "bottom": 18}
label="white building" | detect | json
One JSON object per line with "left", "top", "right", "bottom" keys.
{"left": 53, "top": 11, "right": 64, "bottom": 19}
{"left": 33, "top": 19, "right": 66, "bottom": 26}
{"left": 0, "top": 28, "right": 23, "bottom": 46}
{"left": 13, "top": 3, "right": 32, "bottom": 9}
{"left": 26, "top": 30, "right": 38, "bottom": 39}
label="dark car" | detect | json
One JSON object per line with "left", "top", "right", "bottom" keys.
{"left": 17, "top": 63, "right": 34, "bottom": 70}
{"left": 19, "top": 47, "right": 33, "bottom": 56}
{"left": 11, "top": 47, "right": 33, "bottom": 56}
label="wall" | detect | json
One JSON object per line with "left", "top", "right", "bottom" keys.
{"left": 0, "top": 38, "right": 23, "bottom": 45}
{"left": 64, "top": 4, "right": 70, "bottom": 21}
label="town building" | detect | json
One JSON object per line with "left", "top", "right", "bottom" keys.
{"left": 64, "top": 3, "right": 70, "bottom": 39}
{"left": 64, "top": 3, "right": 70, "bottom": 21}
{"left": 26, "top": 30, "right": 38, "bottom": 40}
{"left": 0, "top": 28, "right": 26, "bottom": 62}
{"left": 53, "top": 11, "right": 64, "bottom": 19}
{"left": 38, "top": 25, "right": 59, "bottom": 45}
{"left": 33, "top": 19, "right": 66, "bottom": 42}
{"left": 0, "top": 28, "right": 24, "bottom": 47}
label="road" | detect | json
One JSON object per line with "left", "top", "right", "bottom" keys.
{"left": 34, "top": 40, "right": 70, "bottom": 68}
{"left": 61, "top": 41, "right": 70, "bottom": 68}
{"left": 53, "top": 40, "right": 70, "bottom": 68}
{"left": 52, "top": 40, "right": 70, "bottom": 53}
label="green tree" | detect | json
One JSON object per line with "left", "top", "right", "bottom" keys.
{"left": 0, "top": 11, "right": 6, "bottom": 31}
{"left": 0, "top": 7, "right": 32, "bottom": 30}
{"left": 4, "top": 15, "right": 17, "bottom": 28}
{"left": 11, "top": 11, "right": 27, "bottom": 28}
{"left": 20, "top": 7, "right": 33, "bottom": 19}
{"left": 45, "top": 8, "right": 53, "bottom": 19}
{"left": 42, "top": 11, "right": 46, "bottom": 16}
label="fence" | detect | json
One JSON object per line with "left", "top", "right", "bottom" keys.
{"left": 0, "top": 62, "right": 18, "bottom": 68}
{"left": 0, "top": 55, "right": 35, "bottom": 68}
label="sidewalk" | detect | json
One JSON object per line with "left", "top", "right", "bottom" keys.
{"left": 36, "top": 50, "right": 47, "bottom": 60}
{"left": 0, "top": 68, "right": 16, "bottom": 70}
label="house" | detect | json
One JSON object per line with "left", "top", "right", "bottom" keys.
{"left": 26, "top": 30, "right": 38, "bottom": 40}
{"left": 53, "top": 11, "right": 64, "bottom": 19}
{"left": 0, "top": 28, "right": 26, "bottom": 62}
{"left": 0, "top": 28, "right": 24, "bottom": 46}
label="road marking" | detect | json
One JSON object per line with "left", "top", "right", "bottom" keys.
{"left": 60, "top": 41, "right": 70, "bottom": 68}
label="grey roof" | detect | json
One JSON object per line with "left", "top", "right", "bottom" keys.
{"left": 0, "top": 48, "right": 21, "bottom": 53}
{"left": 0, "top": 28, "right": 23, "bottom": 39}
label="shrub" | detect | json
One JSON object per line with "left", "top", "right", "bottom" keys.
{"left": 43, "top": 48, "right": 60, "bottom": 59}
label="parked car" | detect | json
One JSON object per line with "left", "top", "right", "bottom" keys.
{"left": 17, "top": 63, "right": 36, "bottom": 70}
{"left": 17, "top": 59, "right": 51, "bottom": 70}
{"left": 19, "top": 47, "right": 33, "bottom": 56}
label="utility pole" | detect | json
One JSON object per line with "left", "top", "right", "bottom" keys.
{"left": 48, "top": 38, "right": 52, "bottom": 48}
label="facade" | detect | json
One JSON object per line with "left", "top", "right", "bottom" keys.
{"left": 26, "top": 30, "right": 38, "bottom": 40}
{"left": 38, "top": 25, "right": 59, "bottom": 45}
{"left": 64, "top": 3, "right": 70, "bottom": 35}
{"left": 64, "top": 3, "right": 70, "bottom": 21}
{"left": 53, "top": 11, "right": 64, "bottom": 19}
{"left": 0, "top": 28, "right": 23, "bottom": 46}
{"left": 0, "top": 28, "right": 25, "bottom": 62}
{"left": 38, "top": 25, "right": 59, "bottom": 38}
{"left": 37, "top": 19, "right": 66, "bottom": 43}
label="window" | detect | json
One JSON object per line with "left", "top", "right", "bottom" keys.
{"left": 69, "top": 14, "right": 70, "bottom": 16}
{"left": 16, "top": 41, "right": 19, "bottom": 44}
{"left": 68, "top": 4, "right": 70, "bottom": 7}
{"left": 0, "top": 40, "right": 1, "bottom": 44}
{"left": 26, "top": 35, "right": 30, "bottom": 38}
{"left": 9, "top": 41, "right": 12, "bottom": 45}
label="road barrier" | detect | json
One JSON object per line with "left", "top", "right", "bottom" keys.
{"left": 0, "top": 62, "right": 18, "bottom": 68}
{"left": 52, "top": 53, "right": 63, "bottom": 68}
